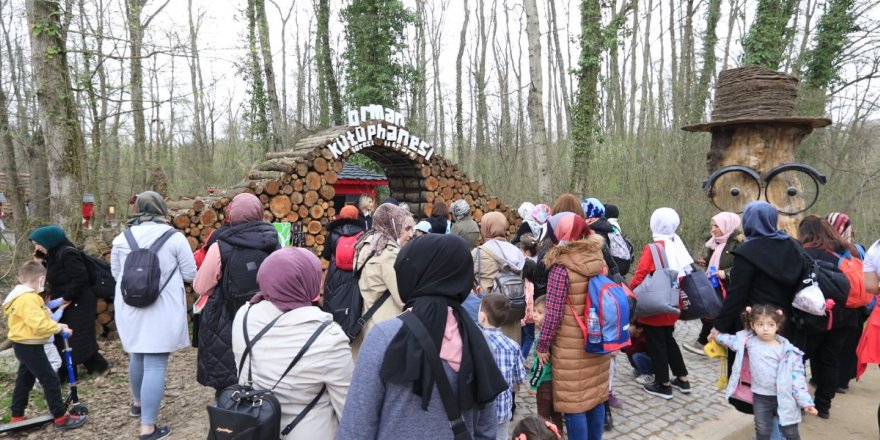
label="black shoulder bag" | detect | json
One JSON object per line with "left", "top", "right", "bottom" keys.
{"left": 207, "top": 306, "right": 332, "bottom": 440}
{"left": 398, "top": 311, "right": 474, "bottom": 440}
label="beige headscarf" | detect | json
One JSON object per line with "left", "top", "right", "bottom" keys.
{"left": 360, "top": 204, "right": 413, "bottom": 256}
{"left": 480, "top": 212, "right": 509, "bottom": 241}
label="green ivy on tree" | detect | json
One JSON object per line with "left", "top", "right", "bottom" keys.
{"left": 741, "top": 0, "right": 798, "bottom": 69}
{"left": 803, "top": 0, "right": 858, "bottom": 90}
{"left": 341, "top": 0, "right": 415, "bottom": 108}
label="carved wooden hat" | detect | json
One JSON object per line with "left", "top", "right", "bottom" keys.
{"left": 681, "top": 65, "right": 831, "bottom": 132}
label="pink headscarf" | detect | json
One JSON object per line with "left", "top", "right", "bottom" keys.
{"left": 251, "top": 248, "right": 322, "bottom": 312}
{"left": 705, "top": 212, "right": 741, "bottom": 269}
{"left": 227, "top": 193, "right": 265, "bottom": 225}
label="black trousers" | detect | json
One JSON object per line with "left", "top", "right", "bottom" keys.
{"left": 643, "top": 324, "right": 688, "bottom": 384}
{"left": 838, "top": 313, "right": 868, "bottom": 388}
{"left": 806, "top": 326, "right": 849, "bottom": 411}
{"left": 12, "top": 343, "right": 67, "bottom": 418}
{"left": 57, "top": 351, "right": 108, "bottom": 384}
{"left": 697, "top": 318, "right": 714, "bottom": 345}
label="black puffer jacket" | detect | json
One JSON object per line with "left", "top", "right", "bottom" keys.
{"left": 426, "top": 215, "right": 450, "bottom": 234}
{"left": 322, "top": 218, "right": 366, "bottom": 300}
{"left": 197, "top": 222, "right": 280, "bottom": 390}
{"left": 46, "top": 241, "right": 98, "bottom": 364}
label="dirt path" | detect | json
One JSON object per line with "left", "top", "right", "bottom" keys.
{"left": 1, "top": 340, "right": 214, "bottom": 439}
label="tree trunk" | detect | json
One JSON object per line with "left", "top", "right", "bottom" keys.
{"left": 454, "top": 0, "right": 470, "bottom": 164}
{"left": 524, "top": 0, "right": 552, "bottom": 201}
{"left": 255, "top": 0, "right": 284, "bottom": 151}
{"left": 474, "top": 0, "right": 489, "bottom": 154}
{"left": 688, "top": 0, "right": 722, "bottom": 124}
{"left": 0, "top": 89, "right": 29, "bottom": 240}
{"left": 741, "top": 0, "right": 799, "bottom": 69}
{"left": 125, "top": 0, "right": 148, "bottom": 187}
{"left": 570, "top": 0, "right": 602, "bottom": 192}
{"left": 187, "top": 0, "right": 207, "bottom": 163}
{"left": 26, "top": 0, "right": 86, "bottom": 225}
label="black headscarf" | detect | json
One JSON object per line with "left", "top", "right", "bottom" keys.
{"left": 380, "top": 234, "right": 507, "bottom": 411}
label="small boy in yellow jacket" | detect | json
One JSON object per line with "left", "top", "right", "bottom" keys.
{"left": 3, "top": 261, "right": 86, "bottom": 430}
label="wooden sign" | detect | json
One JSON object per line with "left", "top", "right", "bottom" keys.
{"left": 327, "top": 104, "right": 435, "bottom": 161}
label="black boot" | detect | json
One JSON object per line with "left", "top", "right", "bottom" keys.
{"left": 604, "top": 401, "right": 613, "bottom": 431}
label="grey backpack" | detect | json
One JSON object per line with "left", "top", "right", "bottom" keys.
{"left": 633, "top": 244, "right": 681, "bottom": 318}
{"left": 477, "top": 246, "right": 526, "bottom": 324}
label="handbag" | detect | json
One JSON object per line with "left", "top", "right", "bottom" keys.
{"left": 728, "top": 336, "right": 754, "bottom": 414}
{"left": 679, "top": 265, "right": 723, "bottom": 320}
{"left": 207, "top": 306, "right": 332, "bottom": 440}
{"left": 398, "top": 311, "right": 474, "bottom": 440}
{"left": 633, "top": 244, "right": 681, "bottom": 318}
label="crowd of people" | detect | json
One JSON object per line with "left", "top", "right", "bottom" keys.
{"left": 4, "top": 190, "right": 880, "bottom": 440}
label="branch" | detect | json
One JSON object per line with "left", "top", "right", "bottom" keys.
{"left": 142, "top": 0, "right": 172, "bottom": 29}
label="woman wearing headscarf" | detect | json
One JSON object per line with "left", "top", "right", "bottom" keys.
{"left": 321, "top": 205, "right": 367, "bottom": 304}
{"left": 513, "top": 202, "right": 542, "bottom": 245}
{"left": 29, "top": 226, "right": 109, "bottom": 379}
{"left": 451, "top": 199, "right": 481, "bottom": 249}
{"left": 826, "top": 212, "right": 868, "bottom": 393}
{"left": 350, "top": 203, "right": 415, "bottom": 358}
{"left": 338, "top": 234, "right": 507, "bottom": 440}
{"left": 534, "top": 212, "right": 612, "bottom": 439}
{"left": 473, "top": 212, "right": 525, "bottom": 343}
{"left": 110, "top": 191, "right": 197, "bottom": 440}
{"left": 582, "top": 197, "right": 624, "bottom": 284}
{"left": 711, "top": 202, "right": 806, "bottom": 340}
{"left": 629, "top": 208, "right": 693, "bottom": 400}
{"left": 194, "top": 193, "right": 280, "bottom": 394}
{"left": 231, "top": 248, "right": 352, "bottom": 439}
{"left": 797, "top": 216, "right": 861, "bottom": 419}
{"left": 684, "top": 212, "right": 743, "bottom": 355}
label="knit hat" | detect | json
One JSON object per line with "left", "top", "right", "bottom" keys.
{"left": 581, "top": 197, "right": 605, "bottom": 219}
{"left": 605, "top": 204, "right": 620, "bottom": 219}
{"left": 451, "top": 200, "right": 470, "bottom": 221}
{"left": 29, "top": 225, "right": 68, "bottom": 250}
{"left": 340, "top": 205, "right": 359, "bottom": 220}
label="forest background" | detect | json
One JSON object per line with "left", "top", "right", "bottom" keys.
{"left": 1, "top": 0, "right": 879, "bottom": 272}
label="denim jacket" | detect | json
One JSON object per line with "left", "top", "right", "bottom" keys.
{"left": 716, "top": 330, "right": 814, "bottom": 426}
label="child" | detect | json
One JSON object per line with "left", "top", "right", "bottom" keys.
{"left": 623, "top": 321, "right": 654, "bottom": 385}
{"left": 480, "top": 295, "right": 527, "bottom": 440}
{"left": 3, "top": 261, "right": 86, "bottom": 430}
{"left": 511, "top": 416, "right": 562, "bottom": 440}
{"left": 527, "top": 296, "right": 564, "bottom": 431}
{"left": 712, "top": 305, "right": 817, "bottom": 440}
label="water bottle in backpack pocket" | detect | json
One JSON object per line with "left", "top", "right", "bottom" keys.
{"left": 567, "top": 274, "right": 632, "bottom": 354}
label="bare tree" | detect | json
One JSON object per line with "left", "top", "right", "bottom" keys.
{"left": 26, "top": 0, "right": 88, "bottom": 224}
{"left": 454, "top": 0, "right": 469, "bottom": 164}
{"left": 524, "top": 0, "right": 552, "bottom": 201}
{"left": 254, "top": 0, "right": 284, "bottom": 150}
{"left": 269, "top": 0, "right": 295, "bottom": 136}
{"left": 187, "top": 0, "right": 208, "bottom": 164}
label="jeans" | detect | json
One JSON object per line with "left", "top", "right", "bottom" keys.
{"left": 564, "top": 404, "right": 605, "bottom": 440}
{"left": 12, "top": 343, "right": 67, "bottom": 418}
{"left": 495, "top": 420, "right": 510, "bottom": 440}
{"left": 521, "top": 323, "right": 535, "bottom": 359}
{"left": 629, "top": 352, "right": 654, "bottom": 375}
{"left": 643, "top": 324, "right": 688, "bottom": 384}
{"left": 129, "top": 352, "right": 170, "bottom": 426}
{"left": 753, "top": 394, "right": 800, "bottom": 440}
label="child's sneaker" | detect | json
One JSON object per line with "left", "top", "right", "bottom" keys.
{"left": 608, "top": 392, "right": 622, "bottom": 409}
{"left": 643, "top": 383, "right": 673, "bottom": 400}
{"left": 671, "top": 378, "right": 692, "bottom": 394}
{"left": 10, "top": 416, "right": 27, "bottom": 423}
{"left": 54, "top": 414, "right": 87, "bottom": 430}
{"left": 635, "top": 374, "right": 654, "bottom": 385}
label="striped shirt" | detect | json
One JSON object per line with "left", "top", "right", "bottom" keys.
{"left": 483, "top": 327, "right": 526, "bottom": 424}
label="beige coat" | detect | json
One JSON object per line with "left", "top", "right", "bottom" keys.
{"left": 350, "top": 238, "right": 404, "bottom": 358}
{"left": 543, "top": 236, "right": 612, "bottom": 413}
{"left": 472, "top": 240, "right": 523, "bottom": 343}
{"left": 232, "top": 303, "right": 352, "bottom": 440}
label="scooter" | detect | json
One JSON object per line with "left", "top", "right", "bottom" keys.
{"left": 0, "top": 333, "right": 89, "bottom": 433}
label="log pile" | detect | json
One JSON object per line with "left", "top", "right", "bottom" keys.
{"left": 166, "top": 123, "right": 519, "bottom": 258}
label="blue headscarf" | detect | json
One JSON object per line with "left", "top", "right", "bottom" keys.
{"left": 742, "top": 201, "right": 788, "bottom": 241}
{"left": 581, "top": 197, "right": 605, "bottom": 219}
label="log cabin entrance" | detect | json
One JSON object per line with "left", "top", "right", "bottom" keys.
{"left": 170, "top": 114, "right": 518, "bottom": 259}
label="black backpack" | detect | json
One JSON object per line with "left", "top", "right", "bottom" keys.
{"left": 120, "top": 229, "right": 179, "bottom": 308}
{"left": 217, "top": 240, "right": 273, "bottom": 311}
{"left": 326, "top": 251, "right": 391, "bottom": 342}
{"left": 477, "top": 246, "right": 526, "bottom": 324}
{"left": 60, "top": 247, "right": 116, "bottom": 300}
{"left": 207, "top": 306, "right": 330, "bottom": 440}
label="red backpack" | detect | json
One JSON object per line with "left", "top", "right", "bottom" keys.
{"left": 335, "top": 232, "right": 363, "bottom": 271}
{"left": 832, "top": 250, "right": 870, "bottom": 308}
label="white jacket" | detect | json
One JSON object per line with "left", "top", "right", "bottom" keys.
{"left": 111, "top": 222, "right": 197, "bottom": 353}
{"left": 232, "top": 302, "right": 353, "bottom": 439}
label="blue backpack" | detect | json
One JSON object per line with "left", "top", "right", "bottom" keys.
{"left": 567, "top": 274, "right": 632, "bottom": 354}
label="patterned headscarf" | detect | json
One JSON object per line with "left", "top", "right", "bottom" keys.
{"left": 361, "top": 203, "right": 413, "bottom": 256}
{"left": 517, "top": 202, "right": 541, "bottom": 237}
{"left": 127, "top": 191, "right": 169, "bottom": 226}
{"left": 451, "top": 200, "right": 471, "bottom": 221}
{"left": 531, "top": 204, "right": 551, "bottom": 224}
{"left": 581, "top": 197, "right": 605, "bottom": 219}
{"left": 826, "top": 212, "right": 854, "bottom": 243}
{"left": 548, "top": 212, "right": 588, "bottom": 244}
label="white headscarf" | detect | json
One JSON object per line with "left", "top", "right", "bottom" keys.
{"left": 650, "top": 208, "right": 694, "bottom": 275}
{"left": 518, "top": 202, "right": 541, "bottom": 237}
